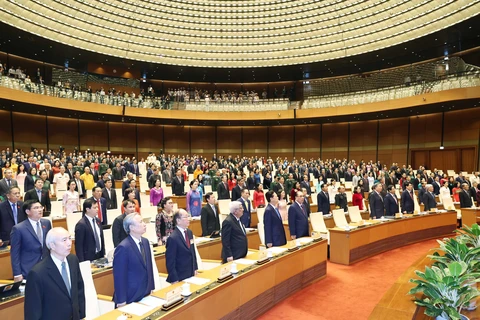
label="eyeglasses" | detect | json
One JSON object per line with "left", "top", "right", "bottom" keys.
{"left": 32, "top": 206, "right": 44, "bottom": 210}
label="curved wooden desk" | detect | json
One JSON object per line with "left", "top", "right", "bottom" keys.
{"left": 329, "top": 211, "right": 457, "bottom": 265}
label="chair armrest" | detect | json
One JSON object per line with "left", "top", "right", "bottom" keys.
{"left": 97, "top": 294, "right": 113, "bottom": 301}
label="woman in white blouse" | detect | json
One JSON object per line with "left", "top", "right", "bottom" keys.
{"left": 439, "top": 180, "right": 451, "bottom": 203}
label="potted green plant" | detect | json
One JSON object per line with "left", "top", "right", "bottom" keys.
{"left": 456, "top": 224, "right": 480, "bottom": 248}
{"left": 429, "top": 238, "right": 480, "bottom": 272}
{"left": 409, "top": 261, "right": 480, "bottom": 320}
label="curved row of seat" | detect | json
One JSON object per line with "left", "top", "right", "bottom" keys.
{"left": 1, "top": 0, "right": 478, "bottom": 67}
{"left": 186, "top": 101, "right": 289, "bottom": 112}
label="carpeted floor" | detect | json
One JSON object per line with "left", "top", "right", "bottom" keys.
{"left": 258, "top": 239, "right": 439, "bottom": 320}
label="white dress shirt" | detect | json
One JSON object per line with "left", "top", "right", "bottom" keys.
{"left": 51, "top": 254, "right": 71, "bottom": 289}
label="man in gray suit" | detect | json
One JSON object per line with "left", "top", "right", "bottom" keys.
{"left": 0, "top": 169, "right": 18, "bottom": 199}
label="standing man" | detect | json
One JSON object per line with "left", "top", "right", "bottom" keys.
{"left": 334, "top": 186, "right": 348, "bottom": 212}
{"left": 221, "top": 201, "right": 248, "bottom": 263}
{"left": 423, "top": 184, "right": 437, "bottom": 211}
{"left": 112, "top": 200, "right": 136, "bottom": 247}
{"left": 200, "top": 192, "right": 220, "bottom": 236}
{"left": 217, "top": 175, "right": 230, "bottom": 200}
{"left": 288, "top": 191, "right": 309, "bottom": 239}
{"left": 74, "top": 171, "right": 86, "bottom": 199}
{"left": 75, "top": 199, "right": 105, "bottom": 262}
{"left": 10, "top": 200, "right": 52, "bottom": 281}
{"left": 0, "top": 186, "right": 26, "bottom": 243}
{"left": 171, "top": 169, "right": 185, "bottom": 196}
{"left": 113, "top": 213, "right": 154, "bottom": 307}
{"left": 165, "top": 209, "right": 198, "bottom": 283}
{"left": 231, "top": 176, "right": 245, "bottom": 201}
{"left": 162, "top": 164, "right": 173, "bottom": 185}
{"left": 300, "top": 175, "right": 312, "bottom": 196}
{"left": 263, "top": 190, "right": 286, "bottom": 247}
{"left": 24, "top": 179, "right": 52, "bottom": 213}
{"left": 88, "top": 186, "right": 107, "bottom": 225}
{"left": 53, "top": 165, "right": 70, "bottom": 196}
{"left": 102, "top": 178, "right": 117, "bottom": 210}
{"left": 148, "top": 167, "right": 161, "bottom": 190}
{"left": 317, "top": 183, "right": 332, "bottom": 215}
{"left": 401, "top": 182, "right": 415, "bottom": 214}
{"left": 384, "top": 185, "right": 400, "bottom": 216}
{"left": 369, "top": 183, "right": 385, "bottom": 219}
{"left": 238, "top": 188, "right": 252, "bottom": 228}
{"left": 24, "top": 227, "right": 85, "bottom": 320}
{"left": 459, "top": 182, "right": 473, "bottom": 208}
{"left": 0, "top": 169, "right": 18, "bottom": 199}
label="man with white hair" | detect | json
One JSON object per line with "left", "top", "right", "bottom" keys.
{"left": 423, "top": 184, "right": 437, "bottom": 211}
{"left": 24, "top": 227, "right": 85, "bottom": 320}
{"left": 221, "top": 201, "right": 248, "bottom": 263}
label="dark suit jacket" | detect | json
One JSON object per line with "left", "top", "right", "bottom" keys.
{"left": 102, "top": 187, "right": 118, "bottom": 210}
{"left": 432, "top": 181, "right": 441, "bottom": 195}
{"left": 200, "top": 204, "right": 220, "bottom": 236}
{"left": 25, "top": 254, "right": 85, "bottom": 320}
{"left": 74, "top": 216, "right": 106, "bottom": 262}
{"left": 401, "top": 190, "right": 415, "bottom": 213}
{"left": 459, "top": 190, "right": 473, "bottom": 208}
{"left": 0, "top": 178, "right": 18, "bottom": 198}
{"left": 384, "top": 193, "right": 399, "bottom": 216}
{"left": 217, "top": 182, "right": 230, "bottom": 200}
{"left": 24, "top": 175, "right": 37, "bottom": 193}
{"left": 221, "top": 213, "right": 248, "bottom": 263}
{"left": 335, "top": 193, "right": 348, "bottom": 212}
{"left": 369, "top": 192, "right": 385, "bottom": 219}
{"left": 96, "top": 179, "right": 106, "bottom": 189}
{"left": 112, "top": 214, "right": 128, "bottom": 247}
{"left": 287, "top": 202, "right": 309, "bottom": 238}
{"left": 87, "top": 196, "right": 108, "bottom": 225}
{"left": 317, "top": 191, "right": 331, "bottom": 215}
{"left": 300, "top": 181, "right": 312, "bottom": 195}
{"left": 171, "top": 176, "right": 185, "bottom": 196}
{"left": 423, "top": 192, "right": 437, "bottom": 211}
{"left": 121, "top": 180, "right": 131, "bottom": 196}
{"left": 10, "top": 218, "right": 51, "bottom": 278}
{"left": 24, "top": 188, "right": 52, "bottom": 212}
{"left": 113, "top": 236, "right": 155, "bottom": 305}
{"left": 264, "top": 204, "right": 286, "bottom": 246}
{"left": 418, "top": 188, "right": 426, "bottom": 204}
{"left": 238, "top": 197, "right": 252, "bottom": 228}
{"left": 231, "top": 185, "right": 242, "bottom": 202}
{"left": 74, "top": 178, "right": 86, "bottom": 198}
{"left": 0, "top": 200, "right": 26, "bottom": 241}
{"left": 165, "top": 228, "right": 198, "bottom": 283}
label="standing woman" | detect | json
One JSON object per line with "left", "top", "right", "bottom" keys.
{"left": 228, "top": 173, "right": 237, "bottom": 191}
{"left": 122, "top": 188, "right": 141, "bottom": 214}
{"left": 196, "top": 176, "right": 204, "bottom": 201}
{"left": 10, "top": 158, "right": 18, "bottom": 176}
{"left": 24, "top": 167, "right": 39, "bottom": 192}
{"left": 62, "top": 179, "right": 81, "bottom": 215}
{"left": 52, "top": 160, "right": 61, "bottom": 176}
{"left": 149, "top": 178, "right": 164, "bottom": 207}
{"left": 186, "top": 180, "right": 201, "bottom": 217}
{"left": 290, "top": 181, "right": 301, "bottom": 202}
{"left": 38, "top": 170, "right": 51, "bottom": 195}
{"left": 253, "top": 169, "right": 261, "bottom": 185}
{"left": 452, "top": 182, "right": 461, "bottom": 203}
{"left": 156, "top": 197, "right": 175, "bottom": 245}
{"left": 277, "top": 189, "right": 288, "bottom": 221}
{"left": 15, "top": 164, "right": 27, "bottom": 191}
{"left": 315, "top": 176, "right": 324, "bottom": 194}
{"left": 253, "top": 183, "right": 265, "bottom": 208}
{"left": 1, "top": 161, "right": 11, "bottom": 177}
{"left": 439, "top": 180, "right": 451, "bottom": 203}
{"left": 352, "top": 186, "right": 364, "bottom": 211}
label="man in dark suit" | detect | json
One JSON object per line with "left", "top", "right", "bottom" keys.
{"left": 288, "top": 191, "right": 310, "bottom": 239}
{"left": 24, "top": 178, "right": 51, "bottom": 213}
{"left": 122, "top": 173, "right": 134, "bottom": 195}
{"left": 418, "top": 182, "right": 427, "bottom": 204}
{"left": 221, "top": 201, "right": 248, "bottom": 263}
{"left": 238, "top": 188, "right": 252, "bottom": 228}
{"left": 401, "top": 182, "right": 415, "bottom": 214}
{"left": 432, "top": 177, "right": 441, "bottom": 195}
{"left": 0, "top": 186, "right": 26, "bottom": 243}
{"left": 75, "top": 199, "right": 105, "bottom": 262}
{"left": 459, "top": 183, "right": 473, "bottom": 208}
{"left": 423, "top": 184, "right": 437, "bottom": 211}
{"left": 231, "top": 176, "right": 246, "bottom": 201}
{"left": 335, "top": 186, "right": 348, "bottom": 212}
{"left": 263, "top": 190, "right": 286, "bottom": 247}
{"left": 122, "top": 179, "right": 142, "bottom": 207}
{"left": 113, "top": 213, "right": 155, "bottom": 307}
{"left": 102, "top": 179, "right": 117, "bottom": 210}
{"left": 369, "top": 183, "right": 385, "bottom": 219}
{"left": 171, "top": 169, "right": 185, "bottom": 196}
{"left": 384, "top": 185, "right": 400, "bottom": 216}
{"left": 300, "top": 175, "right": 312, "bottom": 196}
{"left": 0, "top": 168, "right": 18, "bottom": 199}
{"left": 10, "top": 200, "right": 52, "bottom": 282}
{"left": 317, "top": 183, "right": 331, "bottom": 215}
{"left": 302, "top": 188, "right": 311, "bottom": 215}
{"left": 166, "top": 209, "right": 198, "bottom": 283}
{"left": 273, "top": 176, "right": 286, "bottom": 196}
{"left": 200, "top": 192, "right": 220, "bottom": 236}
{"left": 112, "top": 200, "right": 136, "bottom": 247}
{"left": 96, "top": 172, "right": 109, "bottom": 189}
{"left": 74, "top": 171, "right": 86, "bottom": 199}
{"left": 88, "top": 186, "right": 108, "bottom": 225}
{"left": 24, "top": 227, "right": 85, "bottom": 320}
{"left": 217, "top": 175, "right": 230, "bottom": 200}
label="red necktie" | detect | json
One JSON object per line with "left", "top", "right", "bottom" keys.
{"left": 97, "top": 199, "right": 102, "bottom": 222}
{"left": 184, "top": 230, "right": 190, "bottom": 248}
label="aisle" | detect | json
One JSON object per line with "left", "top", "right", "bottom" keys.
{"left": 258, "top": 239, "right": 438, "bottom": 320}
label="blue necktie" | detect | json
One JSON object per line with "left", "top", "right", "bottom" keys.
{"left": 12, "top": 203, "right": 18, "bottom": 224}
{"left": 275, "top": 207, "right": 282, "bottom": 220}
{"left": 37, "top": 190, "right": 42, "bottom": 201}
{"left": 61, "top": 261, "right": 71, "bottom": 296}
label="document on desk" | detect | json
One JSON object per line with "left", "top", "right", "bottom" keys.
{"left": 234, "top": 258, "right": 257, "bottom": 265}
{"left": 140, "top": 295, "right": 166, "bottom": 308}
{"left": 183, "top": 276, "right": 211, "bottom": 286}
{"left": 118, "top": 302, "right": 156, "bottom": 316}
{"left": 267, "top": 247, "right": 288, "bottom": 255}
{"left": 194, "top": 237, "right": 215, "bottom": 244}
{"left": 298, "top": 238, "right": 314, "bottom": 244}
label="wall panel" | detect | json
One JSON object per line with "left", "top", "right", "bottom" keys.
{"left": 109, "top": 122, "right": 137, "bottom": 156}
{"left": 164, "top": 125, "right": 190, "bottom": 155}
{"left": 269, "top": 126, "right": 293, "bottom": 159}
{"left": 0, "top": 110, "right": 12, "bottom": 150}
{"left": 12, "top": 112, "right": 47, "bottom": 151}
{"left": 295, "top": 125, "right": 321, "bottom": 159}
{"left": 321, "top": 123, "right": 348, "bottom": 160}
{"left": 378, "top": 118, "right": 409, "bottom": 167}
{"left": 137, "top": 124, "right": 163, "bottom": 159}
{"left": 409, "top": 114, "right": 442, "bottom": 148}
{"left": 349, "top": 121, "right": 377, "bottom": 162}
{"left": 243, "top": 127, "right": 268, "bottom": 157}
{"left": 79, "top": 119, "right": 108, "bottom": 152}
{"left": 217, "top": 127, "right": 242, "bottom": 156}
{"left": 47, "top": 117, "right": 79, "bottom": 151}
{"left": 190, "top": 126, "right": 216, "bottom": 158}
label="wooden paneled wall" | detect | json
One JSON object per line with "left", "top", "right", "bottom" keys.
{"left": 0, "top": 109, "right": 479, "bottom": 171}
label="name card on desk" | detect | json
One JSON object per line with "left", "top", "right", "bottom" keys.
{"left": 258, "top": 250, "right": 269, "bottom": 262}
{"left": 164, "top": 287, "right": 182, "bottom": 306}
{"left": 219, "top": 265, "right": 231, "bottom": 280}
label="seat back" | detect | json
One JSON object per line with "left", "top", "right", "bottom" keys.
{"left": 103, "top": 228, "right": 114, "bottom": 254}
{"left": 51, "top": 200, "right": 63, "bottom": 217}
{"left": 310, "top": 212, "right": 328, "bottom": 233}
{"left": 106, "top": 209, "right": 121, "bottom": 225}
{"left": 256, "top": 207, "right": 265, "bottom": 223}
{"left": 333, "top": 209, "right": 348, "bottom": 228}
{"left": 66, "top": 211, "right": 83, "bottom": 235}
{"left": 217, "top": 199, "right": 231, "bottom": 215}
{"left": 79, "top": 261, "right": 101, "bottom": 319}
{"left": 144, "top": 222, "right": 158, "bottom": 244}
{"left": 348, "top": 206, "right": 362, "bottom": 223}
{"left": 142, "top": 206, "right": 158, "bottom": 221}
{"left": 344, "top": 181, "right": 352, "bottom": 189}
{"left": 257, "top": 222, "right": 265, "bottom": 246}
{"left": 204, "top": 185, "right": 212, "bottom": 193}
{"left": 442, "top": 197, "right": 454, "bottom": 210}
